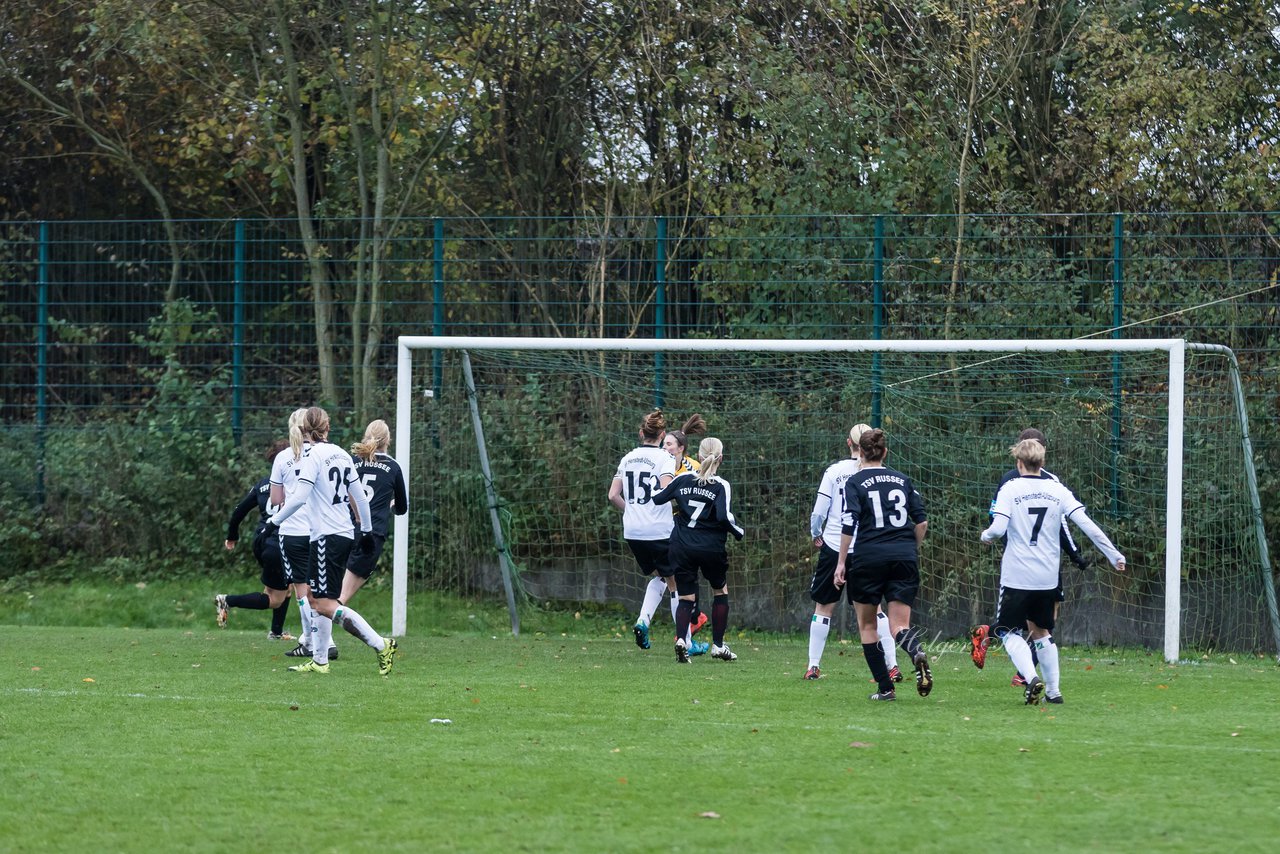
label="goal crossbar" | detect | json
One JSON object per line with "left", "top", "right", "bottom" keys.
{"left": 392, "top": 336, "right": 1277, "bottom": 663}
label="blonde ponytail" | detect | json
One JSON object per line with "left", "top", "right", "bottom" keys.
{"left": 352, "top": 419, "right": 391, "bottom": 463}
{"left": 287, "top": 407, "right": 309, "bottom": 461}
{"left": 696, "top": 437, "right": 724, "bottom": 484}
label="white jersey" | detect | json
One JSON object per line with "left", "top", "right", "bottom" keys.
{"left": 269, "top": 444, "right": 312, "bottom": 537}
{"left": 297, "top": 441, "right": 365, "bottom": 540}
{"left": 987, "top": 475, "right": 1121, "bottom": 589}
{"left": 811, "top": 458, "right": 862, "bottom": 550}
{"left": 613, "top": 445, "right": 676, "bottom": 540}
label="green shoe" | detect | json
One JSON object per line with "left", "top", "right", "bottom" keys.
{"left": 377, "top": 637, "right": 398, "bottom": 676}
{"left": 288, "top": 660, "right": 329, "bottom": 674}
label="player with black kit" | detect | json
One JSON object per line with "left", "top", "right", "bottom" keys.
{"left": 215, "top": 439, "right": 292, "bottom": 638}
{"left": 652, "top": 436, "right": 745, "bottom": 664}
{"left": 344, "top": 419, "right": 408, "bottom": 601}
{"left": 834, "top": 428, "right": 932, "bottom": 701}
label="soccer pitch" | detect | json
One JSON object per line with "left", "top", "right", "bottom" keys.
{"left": 1, "top": 625, "right": 1276, "bottom": 852}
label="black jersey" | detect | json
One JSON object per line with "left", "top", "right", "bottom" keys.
{"left": 841, "top": 466, "right": 926, "bottom": 567}
{"left": 227, "top": 476, "right": 272, "bottom": 541}
{"left": 353, "top": 452, "right": 408, "bottom": 536}
{"left": 991, "top": 467, "right": 1085, "bottom": 567}
{"left": 652, "top": 472, "right": 745, "bottom": 550}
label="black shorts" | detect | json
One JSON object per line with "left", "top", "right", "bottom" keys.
{"left": 670, "top": 541, "right": 729, "bottom": 597}
{"left": 847, "top": 558, "right": 919, "bottom": 608}
{"left": 809, "top": 542, "right": 843, "bottom": 605}
{"left": 995, "top": 586, "right": 1058, "bottom": 635}
{"left": 252, "top": 528, "right": 288, "bottom": 591}
{"left": 346, "top": 532, "right": 387, "bottom": 579}
{"left": 279, "top": 534, "right": 311, "bottom": 586}
{"left": 626, "top": 538, "right": 672, "bottom": 578}
{"left": 308, "top": 534, "right": 355, "bottom": 599}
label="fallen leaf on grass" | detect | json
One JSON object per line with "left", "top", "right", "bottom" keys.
{"left": 848, "top": 742, "right": 874, "bottom": 749}
{"left": 699, "top": 812, "right": 720, "bottom": 819}
{"left": 82, "top": 677, "right": 95, "bottom": 683}
{"left": 1018, "top": 748, "right": 1030, "bottom": 753}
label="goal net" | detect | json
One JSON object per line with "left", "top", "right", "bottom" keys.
{"left": 391, "top": 337, "right": 1280, "bottom": 661}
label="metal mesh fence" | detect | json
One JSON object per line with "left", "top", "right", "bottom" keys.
{"left": 3, "top": 212, "right": 1279, "bottom": 627}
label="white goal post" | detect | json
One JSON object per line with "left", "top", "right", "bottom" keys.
{"left": 391, "top": 336, "right": 1278, "bottom": 663}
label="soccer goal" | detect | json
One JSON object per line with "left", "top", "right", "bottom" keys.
{"left": 390, "top": 337, "right": 1280, "bottom": 662}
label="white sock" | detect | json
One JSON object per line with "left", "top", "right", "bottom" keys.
{"left": 1035, "top": 635, "right": 1061, "bottom": 697}
{"left": 296, "top": 597, "right": 312, "bottom": 646}
{"left": 877, "top": 611, "right": 898, "bottom": 670}
{"left": 1003, "top": 632, "right": 1037, "bottom": 682}
{"left": 334, "top": 605, "right": 385, "bottom": 651}
{"left": 638, "top": 576, "right": 666, "bottom": 626}
{"left": 808, "top": 614, "right": 831, "bottom": 668}
{"left": 311, "top": 614, "right": 334, "bottom": 664}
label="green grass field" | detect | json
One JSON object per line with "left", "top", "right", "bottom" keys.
{"left": 1, "top": 584, "right": 1278, "bottom": 852}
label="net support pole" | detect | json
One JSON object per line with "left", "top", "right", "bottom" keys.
{"left": 1164, "top": 340, "right": 1185, "bottom": 662}
{"left": 461, "top": 351, "right": 522, "bottom": 636}
{"left": 1192, "top": 344, "right": 1280, "bottom": 659}
{"left": 391, "top": 341, "right": 413, "bottom": 636}
{"left": 36, "top": 221, "right": 49, "bottom": 507}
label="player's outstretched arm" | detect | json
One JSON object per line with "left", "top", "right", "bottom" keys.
{"left": 1069, "top": 508, "right": 1125, "bottom": 570}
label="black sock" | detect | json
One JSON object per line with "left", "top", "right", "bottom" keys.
{"left": 863, "top": 642, "right": 893, "bottom": 692}
{"left": 711, "top": 594, "right": 729, "bottom": 646}
{"left": 226, "top": 592, "right": 270, "bottom": 610}
{"left": 894, "top": 627, "right": 922, "bottom": 659}
{"left": 675, "top": 599, "right": 695, "bottom": 644}
{"left": 271, "top": 599, "right": 290, "bottom": 634}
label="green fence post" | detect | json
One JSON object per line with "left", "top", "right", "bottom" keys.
{"left": 1111, "top": 213, "right": 1124, "bottom": 514}
{"left": 36, "top": 221, "right": 49, "bottom": 507}
{"left": 655, "top": 216, "right": 667, "bottom": 409}
{"left": 232, "top": 219, "right": 245, "bottom": 445}
{"left": 871, "top": 215, "right": 885, "bottom": 427}
{"left": 433, "top": 218, "right": 444, "bottom": 395}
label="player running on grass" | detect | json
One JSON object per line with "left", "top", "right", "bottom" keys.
{"left": 662, "top": 413, "right": 711, "bottom": 656}
{"left": 805, "top": 423, "right": 901, "bottom": 682}
{"left": 608, "top": 410, "right": 677, "bottom": 652}
{"left": 653, "top": 437, "right": 745, "bottom": 663}
{"left": 268, "top": 408, "right": 334, "bottom": 661}
{"left": 265, "top": 407, "right": 396, "bottom": 676}
{"left": 341, "top": 417, "right": 408, "bottom": 618}
{"left": 971, "top": 428, "right": 1090, "bottom": 687}
{"left": 980, "top": 438, "right": 1126, "bottom": 704}
{"left": 834, "top": 429, "right": 932, "bottom": 701}
{"left": 216, "top": 439, "right": 292, "bottom": 638}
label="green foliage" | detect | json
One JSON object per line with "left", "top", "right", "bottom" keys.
{"left": 0, "top": 302, "right": 260, "bottom": 579}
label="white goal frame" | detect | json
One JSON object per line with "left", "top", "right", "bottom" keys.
{"left": 392, "top": 336, "right": 1277, "bottom": 662}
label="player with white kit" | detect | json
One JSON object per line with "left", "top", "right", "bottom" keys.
{"left": 980, "top": 438, "right": 1126, "bottom": 704}
{"left": 608, "top": 410, "right": 677, "bottom": 650}
{"left": 265, "top": 407, "right": 395, "bottom": 676}
{"left": 805, "top": 423, "right": 900, "bottom": 682}
{"left": 270, "top": 408, "right": 332, "bottom": 660}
